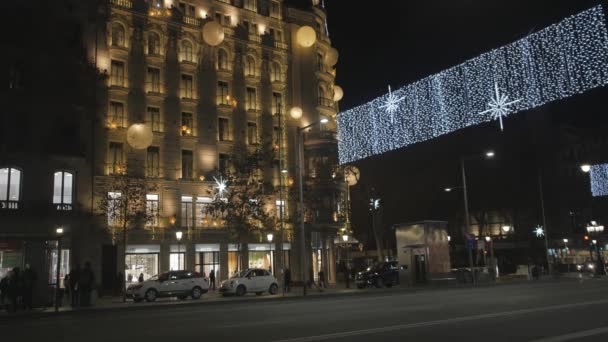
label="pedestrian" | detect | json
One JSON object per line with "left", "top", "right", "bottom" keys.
{"left": 7, "top": 268, "right": 22, "bottom": 313}
{"left": 283, "top": 268, "right": 291, "bottom": 293}
{"left": 22, "top": 264, "right": 37, "bottom": 310}
{"left": 209, "top": 268, "right": 216, "bottom": 290}
{"left": 318, "top": 270, "right": 326, "bottom": 288}
{"left": 79, "top": 262, "right": 95, "bottom": 307}
{"left": 138, "top": 273, "right": 144, "bottom": 283}
{"left": 69, "top": 264, "right": 81, "bottom": 307}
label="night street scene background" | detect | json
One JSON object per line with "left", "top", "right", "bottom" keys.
{"left": 2, "top": 0, "right": 608, "bottom": 341}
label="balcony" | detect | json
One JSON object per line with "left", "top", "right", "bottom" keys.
{"left": 145, "top": 82, "right": 163, "bottom": 96}
{"left": 248, "top": 34, "right": 261, "bottom": 44}
{"left": 110, "top": 0, "right": 132, "bottom": 9}
{"left": 54, "top": 203, "right": 73, "bottom": 211}
{"left": 223, "top": 27, "right": 235, "bottom": 37}
{"left": 274, "top": 41, "right": 288, "bottom": 50}
{"left": 183, "top": 15, "right": 201, "bottom": 27}
{"left": 304, "top": 130, "right": 337, "bottom": 143}
{"left": 0, "top": 200, "right": 19, "bottom": 210}
{"left": 317, "top": 97, "right": 335, "bottom": 111}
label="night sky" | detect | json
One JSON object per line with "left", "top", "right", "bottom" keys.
{"left": 317, "top": 0, "right": 608, "bottom": 250}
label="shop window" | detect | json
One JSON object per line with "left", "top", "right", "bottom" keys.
{"left": 170, "top": 253, "right": 185, "bottom": 271}
{"left": 195, "top": 251, "right": 220, "bottom": 278}
{"left": 0, "top": 167, "right": 22, "bottom": 209}
{"left": 125, "top": 253, "right": 159, "bottom": 286}
{"left": 53, "top": 171, "right": 74, "bottom": 211}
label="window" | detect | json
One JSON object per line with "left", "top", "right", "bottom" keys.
{"left": 219, "top": 154, "right": 229, "bottom": 174}
{"left": 273, "top": 126, "right": 280, "bottom": 148}
{"left": 108, "top": 142, "right": 124, "bottom": 175}
{"left": 148, "top": 107, "right": 161, "bottom": 132}
{"left": 246, "top": 87, "right": 257, "bottom": 111}
{"left": 244, "top": 0, "right": 256, "bottom": 12}
{"left": 110, "top": 60, "right": 125, "bottom": 87}
{"left": 195, "top": 252, "right": 220, "bottom": 278}
{"left": 181, "top": 112, "right": 193, "bottom": 136}
{"left": 217, "top": 81, "right": 229, "bottom": 105}
{"left": 217, "top": 49, "right": 228, "bottom": 70}
{"left": 109, "top": 102, "right": 125, "bottom": 128}
{"left": 196, "top": 197, "right": 212, "bottom": 227}
{"left": 247, "top": 122, "right": 258, "bottom": 145}
{"left": 276, "top": 200, "right": 285, "bottom": 219}
{"left": 182, "top": 41, "right": 194, "bottom": 62}
{"left": 181, "top": 150, "right": 193, "bottom": 179}
{"left": 270, "top": 62, "right": 281, "bottom": 82}
{"left": 146, "top": 194, "right": 159, "bottom": 227}
{"left": 218, "top": 118, "right": 231, "bottom": 142}
{"left": 170, "top": 254, "right": 185, "bottom": 271}
{"left": 270, "top": 1, "right": 281, "bottom": 18}
{"left": 147, "top": 68, "right": 161, "bottom": 93}
{"left": 53, "top": 171, "right": 73, "bottom": 210}
{"left": 272, "top": 92, "right": 282, "bottom": 115}
{"left": 111, "top": 23, "right": 125, "bottom": 47}
{"left": 0, "top": 168, "right": 21, "bottom": 209}
{"left": 148, "top": 32, "right": 160, "bottom": 55}
{"left": 245, "top": 56, "right": 255, "bottom": 77}
{"left": 275, "top": 30, "right": 283, "bottom": 42}
{"left": 181, "top": 74, "right": 193, "bottom": 99}
{"left": 181, "top": 196, "right": 193, "bottom": 228}
{"left": 107, "top": 191, "right": 122, "bottom": 226}
{"left": 146, "top": 146, "right": 160, "bottom": 177}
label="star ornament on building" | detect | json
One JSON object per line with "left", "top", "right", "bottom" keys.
{"left": 379, "top": 85, "right": 405, "bottom": 124}
{"left": 213, "top": 176, "right": 228, "bottom": 197}
{"left": 534, "top": 225, "right": 545, "bottom": 238}
{"left": 479, "top": 82, "right": 523, "bottom": 132}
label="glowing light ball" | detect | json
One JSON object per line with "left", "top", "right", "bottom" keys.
{"left": 344, "top": 165, "right": 360, "bottom": 186}
{"left": 296, "top": 26, "right": 316, "bottom": 47}
{"left": 126, "top": 123, "right": 153, "bottom": 149}
{"left": 333, "top": 85, "right": 344, "bottom": 102}
{"left": 203, "top": 21, "right": 225, "bottom": 46}
{"left": 290, "top": 107, "right": 303, "bottom": 120}
{"left": 325, "top": 47, "right": 339, "bottom": 67}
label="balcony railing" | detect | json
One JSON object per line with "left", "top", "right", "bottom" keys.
{"left": 146, "top": 82, "right": 162, "bottom": 95}
{"left": 183, "top": 15, "right": 201, "bottom": 27}
{"left": 274, "top": 41, "right": 288, "bottom": 50}
{"left": 55, "top": 203, "right": 73, "bottom": 211}
{"left": 223, "top": 27, "right": 235, "bottom": 37}
{"left": 318, "top": 97, "right": 335, "bottom": 110}
{"left": 0, "top": 200, "right": 19, "bottom": 210}
{"left": 249, "top": 34, "right": 261, "bottom": 43}
{"left": 110, "top": 0, "right": 132, "bottom": 9}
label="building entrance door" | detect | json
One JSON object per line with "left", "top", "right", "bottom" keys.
{"left": 414, "top": 254, "right": 427, "bottom": 283}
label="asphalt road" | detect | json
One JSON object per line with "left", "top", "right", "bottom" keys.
{"left": 3, "top": 279, "right": 608, "bottom": 342}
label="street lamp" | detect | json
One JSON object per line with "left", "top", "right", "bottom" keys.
{"left": 341, "top": 233, "right": 350, "bottom": 288}
{"left": 55, "top": 227, "right": 64, "bottom": 312}
{"left": 502, "top": 225, "right": 511, "bottom": 234}
{"left": 176, "top": 231, "right": 183, "bottom": 270}
{"left": 586, "top": 221, "right": 605, "bottom": 275}
{"left": 295, "top": 116, "right": 329, "bottom": 296}
{"left": 267, "top": 232, "right": 274, "bottom": 273}
{"left": 581, "top": 164, "right": 591, "bottom": 173}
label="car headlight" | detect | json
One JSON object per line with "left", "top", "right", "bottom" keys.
{"left": 588, "top": 264, "right": 595, "bottom": 269}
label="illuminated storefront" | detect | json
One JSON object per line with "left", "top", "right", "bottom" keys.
{"left": 125, "top": 245, "right": 159, "bottom": 285}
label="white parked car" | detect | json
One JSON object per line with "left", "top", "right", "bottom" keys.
{"left": 220, "top": 268, "right": 279, "bottom": 296}
{"left": 126, "top": 270, "right": 209, "bottom": 302}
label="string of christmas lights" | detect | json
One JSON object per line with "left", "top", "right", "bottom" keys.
{"left": 337, "top": 6, "right": 608, "bottom": 164}
{"left": 590, "top": 164, "right": 608, "bottom": 197}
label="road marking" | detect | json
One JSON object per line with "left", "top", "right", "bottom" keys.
{"left": 273, "top": 299, "right": 608, "bottom": 342}
{"left": 530, "top": 326, "right": 608, "bottom": 342}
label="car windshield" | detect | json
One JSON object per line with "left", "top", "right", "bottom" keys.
{"left": 231, "top": 270, "right": 250, "bottom": 278}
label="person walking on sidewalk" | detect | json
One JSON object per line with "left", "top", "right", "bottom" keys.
{"left": 22, "top": 264, "right": 37, "bottom": 310}
{"left": 69, "top": 264, "right": 81, "bottom": 307}
{"left": 283, "top": 268, "right": 291, "bottom": 293}
{"left": 318, "top": 270, "right": 326, "bottom": 288}
{"left": 209, "top": 269, "right": 216, "bottom": 290}
{"left": 138, "top": 273, "right": 144, "bottom": 283}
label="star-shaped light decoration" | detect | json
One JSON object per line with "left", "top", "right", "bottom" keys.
{"left": 379, "top": 85, "right": 405, "bottom": 124}
{"left": 479, "top": 82, "right": 523, "bottom": 132}
{"left": 213, "top": 176, "right": 228, "bottom": 197}
{"left": 534, "top": 225, "right": 545, "bottom": 238}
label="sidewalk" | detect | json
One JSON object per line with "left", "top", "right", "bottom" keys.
{"left": 0, "top": 275, "right": 593, "bottom": 319}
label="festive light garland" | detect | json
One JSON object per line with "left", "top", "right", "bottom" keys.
{"left": 590, "top": 164, "right": 608, "bottom": 197}
{"left": 337, "top": 6, "right": 608, "bottom": 164}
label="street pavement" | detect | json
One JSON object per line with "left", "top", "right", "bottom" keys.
{"left": 2, "top": 278, "right": 608, "bottom": 341}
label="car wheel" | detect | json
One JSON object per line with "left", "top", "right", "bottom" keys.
{"left": 375, "top": 278, "right": 384, "bottom": 288}
{"left": 269, "top": 283, "right": 279, "bottom": 295}
{"left": 191, "top": 286, "right": 203, "bottom": 300}
{"left": 255, "top": 292, "right": 263, "bottom": 296}
{"left": 236, "top": 285, "right": 246, "bottom": 297}
{"left": 145, "top": 289, "right": 158, "bottom": 302}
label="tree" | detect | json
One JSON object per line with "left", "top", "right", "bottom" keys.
{"left": 96, "top": 175, "right": 157, "bottom": 301}
{"left": 205, "top": 145, "right": 276, "bottom": 269}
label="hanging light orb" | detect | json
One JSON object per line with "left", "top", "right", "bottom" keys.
{"left": 290, "top": 106, "right": 303, "bottom": 120}
{"left": 126, "top": 123, "right": 153, "bottom": 150}
{"left": 325, "top": 47, "right": 339, "bottom": 67}
{"left": 333, "top": 85, "right": 344, "bottom": 102}
{"left": 344, "top": 165, "right": 360, "bottom": 186}
{"left": 296, "top": 26, "right": 316, "bottom": 47}
{"left": 203, "top": 21, "right": 225, "bottom": 46}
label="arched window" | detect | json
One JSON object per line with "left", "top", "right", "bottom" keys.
{"left": 245, "top": 56, "right": 255, "bottom": 76}
{"left": 0, "top": 167, "right": 21, "bottom": 209}
{"left": 111, "top": 23, "right": 125, "bottom": 47}
{"left": 182, "top": 40, "right": 193, "bottom": 62}
{"left": 270, "top": 62, "right": 281, "bottom": 82}
{"left": 53, "top": 171, "right": 74, "bottom": 210}
{"left": 148, "top": 32, "right": 160, "bottom": 55}
{"left": 217, "top": 49, "right": 229, "bottom": 70}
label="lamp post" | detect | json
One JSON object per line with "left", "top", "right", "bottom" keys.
{"left": 485, "top": 236, "right": 495, "bottom": 280}
{"left": 342, "top": 233, "right": 350, "bottom": 288}
{"left": 459, "top": 150, "right": 494, "bottom": 284}
{"left": 55, "top": 227, "right": 64, "bottom": 312}
{"left": 267, "top": 232, "right": 274, "bottom": 273}
{"left": 176, "top": 231, "right": 183, "bottom": 270}
{"left": 586, "top": 221, "right": 605, "bottom": 275}
{"left": 296, "top": 117, "right": 328, "bottom": 296}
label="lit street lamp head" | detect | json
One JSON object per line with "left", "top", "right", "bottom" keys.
{"left": 320, "top": 117, "right": 329, "bottom": 124}
{"left": 502, "top": 225, "right": 511, "bottom": 233}
{"left": 56, "top": 227, "right": 64, "bottom": 235}
{"left": 485, "top": 236, "right": 491, "bottom": 242}
{"left": 267, "top": 233, "right": 274, "bottom": 243}
{"left": 175, "top": 231, "right": 183, "bottom": 241}
{"left": 342, "top": 234, "right": 349, "bottom": 242}
{"left": 581, "top": 164, "right": 591, "bottom": 173}
{"left": 444, "top": 188, "right": 452, "bottom": 192}
{"left": 485, "top": 151, "right": 495, "bottom": 158}
{"left": 563, "top": 238, "right": 569, "bottom": 243}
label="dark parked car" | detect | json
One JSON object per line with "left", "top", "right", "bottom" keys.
{"left": 355, "top": 261, "right": 401, "bottom": 289}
